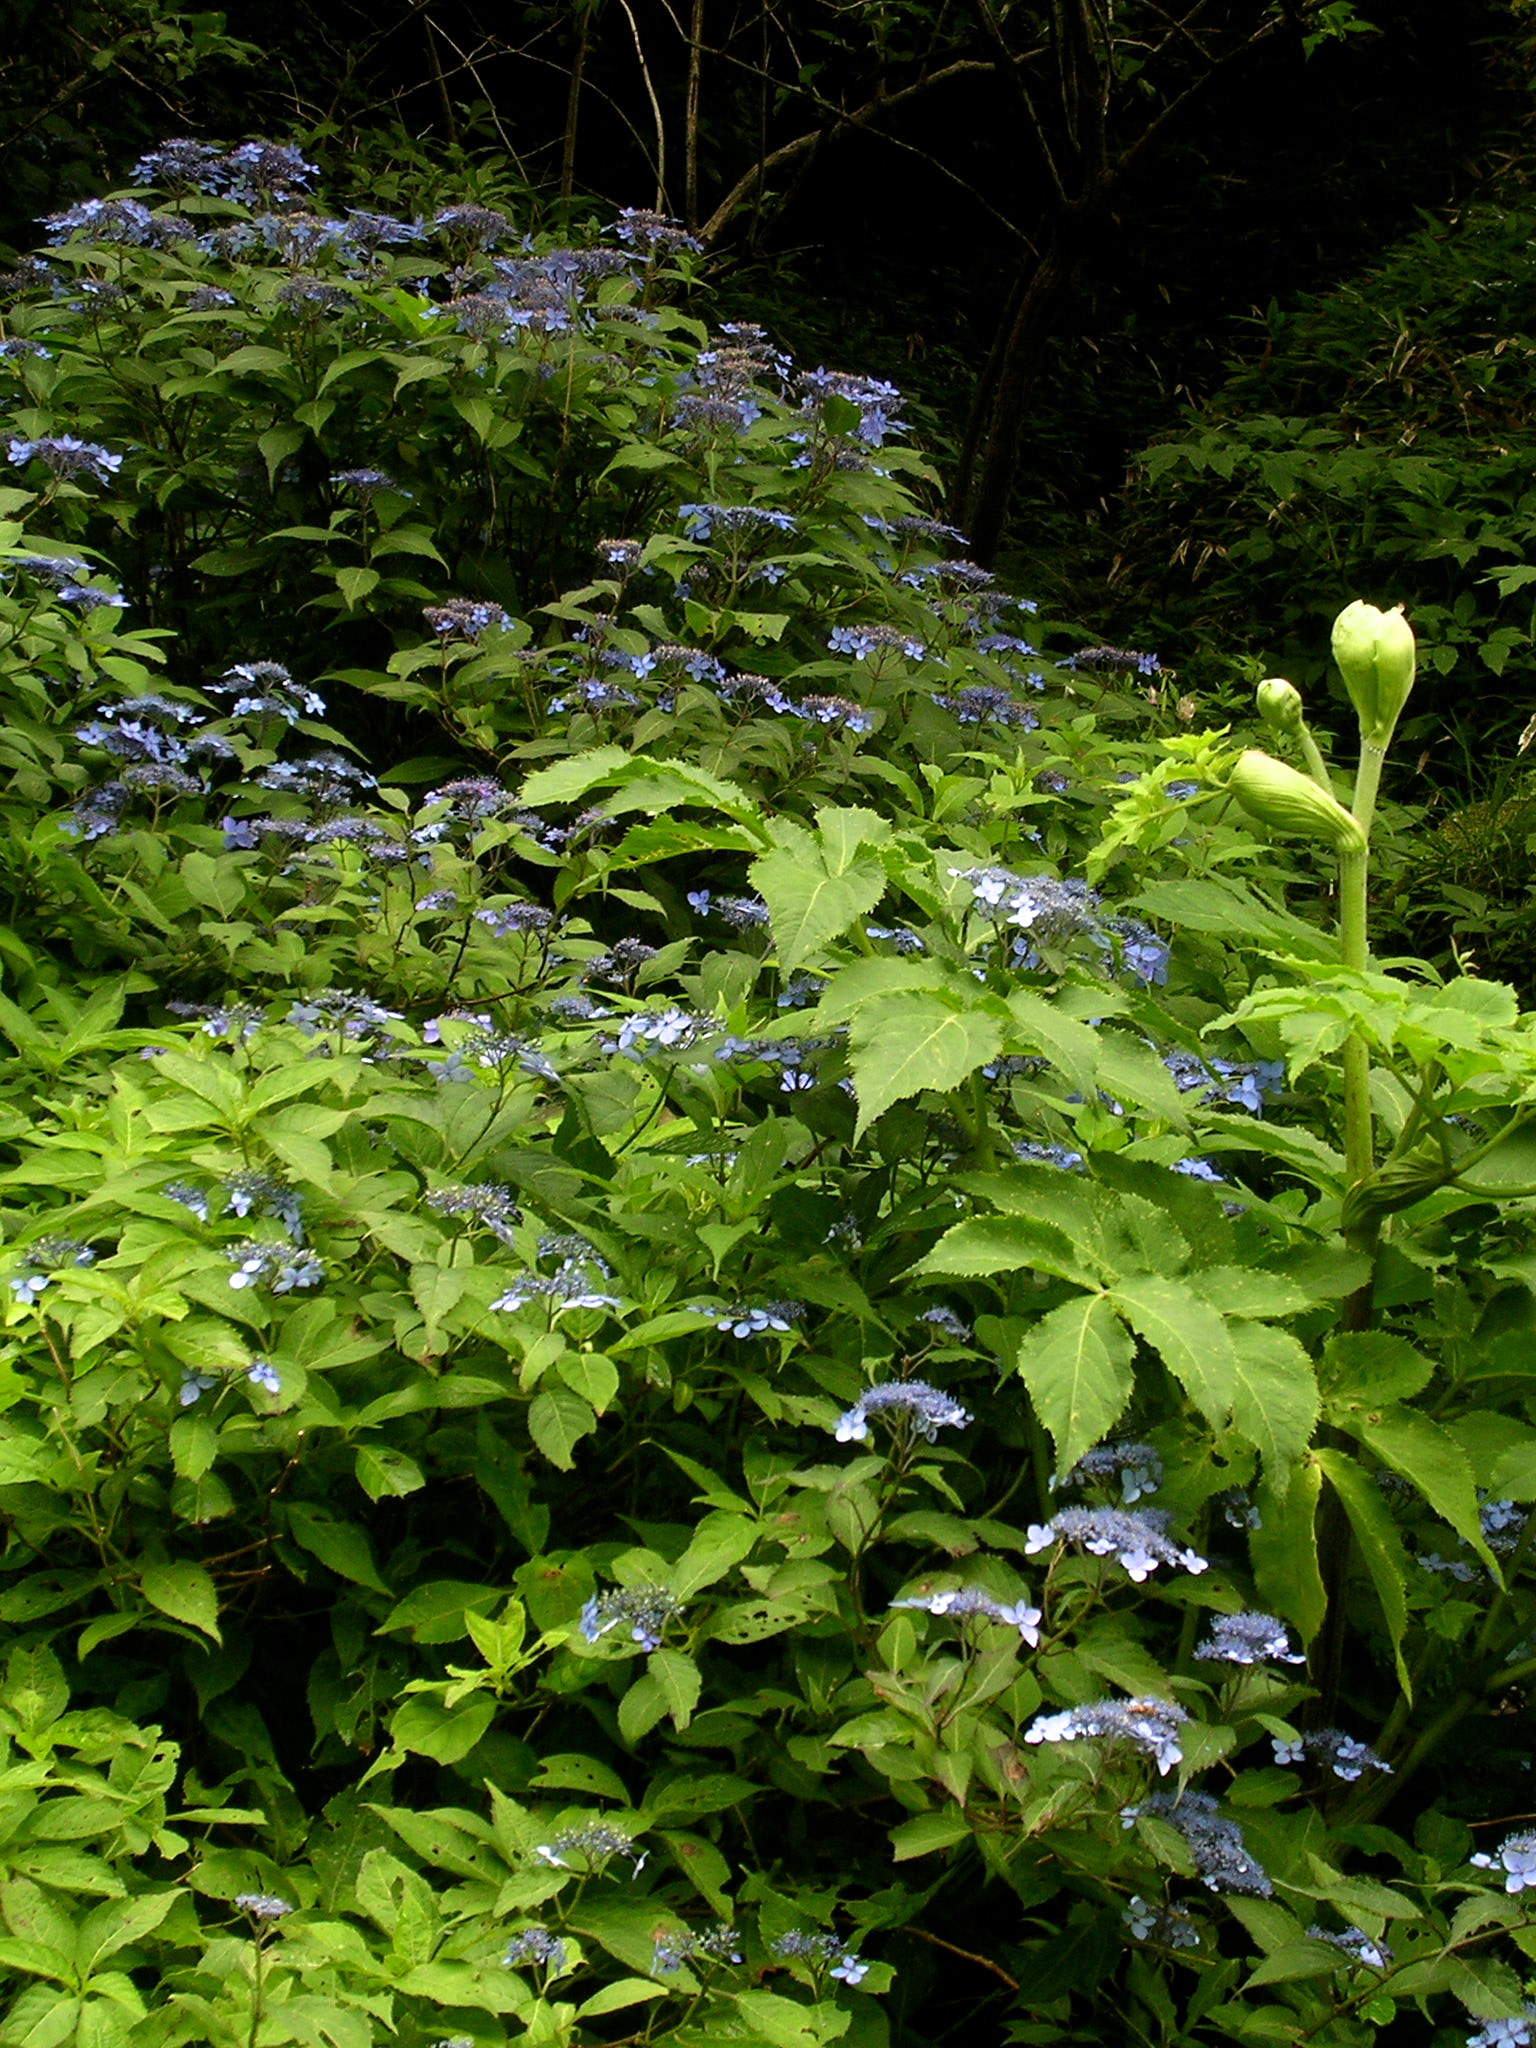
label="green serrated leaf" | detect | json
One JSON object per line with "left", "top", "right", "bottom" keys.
{"left": 647, "top": 1648, "right": 701, "bottom": 1730}
{"left": 1013, "top": 1295, "right": 1135, "bottom": 1473}
{"left": 1316, "top": 1447, "right": 1412, "bottom": 1696}
{"left": 847, "top": 994, "right": 1002, "bottom": 1138}
{"left": 1109, "top": 1274, "right": 1237, "bottom": 1434}
{"left": 751, "top": 819, "right": 888, "bottom": 973}
{"left": 139, "top": 1562, "right": 220, "bottom": 1641}
{"left": 528, "top": 1385, "right": 597, "bottom": 1470}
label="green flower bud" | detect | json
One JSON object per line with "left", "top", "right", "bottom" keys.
{"left": 1331, "top": 600, "right": 1415, "bottom": 747}
{"left": 1339, "top": 1151, "right": 1452, "bottom": 1236}
{"left": 1256, "top": 677, "right": 1304, "bottom": 739}
{"left": 1228, "top": 749, "right": 1367, "bottom": 855}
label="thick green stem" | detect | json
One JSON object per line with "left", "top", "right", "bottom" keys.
{"left": 1339, "top": 736, "right": 1389, "bottom": 1223}
{"left": 1338, "top": 845, "right": 1373, "bottom": 1202}
{"left": 1349, "top": 738, "right": 1389, "bottom": 843}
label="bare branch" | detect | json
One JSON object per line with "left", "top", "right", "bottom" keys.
{"left": 614, "top": 0, "right": 670, "bottom": 211}
{"left": 966, "top": 0, "right": 1069, "bottom": 210}
{"left": 697, "top": 58, "right": 1000, "bottom": 246}
{"left": 1119, "top": 4, "right": 1290, "bottom": 176}
{"left": 906, "top": 1927, "right": 1020, "bottom": 1991}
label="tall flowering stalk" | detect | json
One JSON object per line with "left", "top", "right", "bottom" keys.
{"left": 1231, "top": 601, "right": 1417, "bottom": 1259}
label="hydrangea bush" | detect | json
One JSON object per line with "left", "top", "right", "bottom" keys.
{"left": 2, "top": 138, "right": 1536, "bottom": 2048}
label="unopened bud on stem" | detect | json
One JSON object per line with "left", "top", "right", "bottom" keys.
{"left": 1257, "top": 677, "right": 1305, "bottom": 739}
{"left": 1229, "top": 749, "right": 1367, "bottom": 855}
{"left": 1332, "top": 601, "right": 1415, "bottom": 748}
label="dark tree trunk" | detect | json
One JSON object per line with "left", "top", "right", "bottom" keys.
{"left": 952, "top": 194, "right": 1106, "bottom": 563}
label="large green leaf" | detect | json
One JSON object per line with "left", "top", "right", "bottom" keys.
{"left": 915, "top": 1213, "right": 1105, "bottom": 1292}
{"left": 1108, "top": 1274, "right": 1237, "bottom": 1436}
{"left": 750, "top": 817, "right": 890, "bottom": 973}
{"left": 1004, "top": 987, "right": 1100, "bottom": 1098}
{"left": 1012, "top": 1296, "right": 1135, "bottom": 1473}
{"left": 1252, "top": 1460, "right": 1327, "bottom": 1644}
{"left": 846, "top": 994, "right": 1002, "bottom": 1138}
{"left": 1352, "top": 1405, "right": 1492, "bottom": 1568}
{"left": 1227, "top": 1322, "right": 1319, "bottom": 1472}
{"left": 284, "top": 1504, "right": 390, "bottom": 1593}
{"left": 1315, "top": 1447, "right": 1412, "bottom": 1696}
{"left": 1321, "top": 1330, "right": 1434, "bottom": 1406}
{"left": 529, "top": 1386, "right": 598, "bottom": 1471}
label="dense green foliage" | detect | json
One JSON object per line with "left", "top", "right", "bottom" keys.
{"left": 1111, "top": 177, "right": 1536, "bottom": 989}
{"left": 5, "top": 136, "right": 1536, "bottom": 2048}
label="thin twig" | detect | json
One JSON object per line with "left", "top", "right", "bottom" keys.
{"left": 906, "top": 1926, "right": 1020, "bottom": 1991}
{"left": 614, "top": 0, "right": 669, "bottom": 210}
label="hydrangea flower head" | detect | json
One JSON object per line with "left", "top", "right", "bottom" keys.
{"left": 771, "top": 1931, "right": 871, "bottom": 1984}
{"left": 1307, "top": 1924, "right": 1392, "bottom": 1969}
{"left": 652, "top": 1924, "right": 743, "bottom": 1972}
{"left": 1055, "top": 1442, "right": 1162, "bottom": 1505}
{"left": 1270, "top": 1728, "right": 1390, "bottom": 1780}
{"left": 890, "top": 1586, "right": 1041, "bottom": 1646}
{"left": 9, "top": 435, "right": 122, "bottom": 484}
{"left": 504, "top": 1927, "right": 568, "bottom": 1972}
{"left": 835, "top": 1380, "right": 971, "bottom": 1444}
{"left": 1194, "top": 1612, "right": 1305, "bottom": 1667}
{"left": 534, "top": 1823, "right": 645, "bottom": 1873}
{"left": 235, "top": 1893, "right": 293, "bottom": 1920}
{"left": 1124, "top": 1790, "right": 1271, "bottom": 1895}
{"left": 1123, "top": 1897, "right": 1199, "bottom": 1949}
{"left": 1026, "top": 1506, "right": 1206, "bottom": 1580}
{"left": 579, "top": 1588, "right": 682, "bottom": 1652}
{"left": 1025, "top": 1696, "right": 1186, "bottom": 1775}
{"left": 1472, "top": 1829, "right": 1536, "bottom": 1893}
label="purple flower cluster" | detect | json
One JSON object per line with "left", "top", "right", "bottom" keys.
{"left": 1123, "top": 1789, "right": 1271, "bottom": 1896}
{"left": 770, "top": 1931, "right": 870, "bottom": 1984}
{"left": 535, "top": 1823, "right": 646, "bottom": 1873}
{"left": 1194, "top": 1611, "right": 1304, "bottom": 1667}
{"left": 1055, "top": 1442, "right": 1162, "bottom": 1505}
{"left": 1271, "top": 1728, "right": 1390, "bottom": 1781}
{"left": 1308, "top": 1925, "right": 1392, "bottom": 1969}
{"left": 1162, "top": 1049, "right": 1285, "bottom": 1115}
{"left": 504, "top": 1927, "right": 568, "bottom": 1972}
{"left": 890, "top": 1586, "right": 1042, "bottom": 1646}
{"left": 1123, "top": 1897, "right": 1199, "bottom": 1949}
{"left": 653, "top": 1925, "right": 743, "bottom": 1973}
{"left": 1026, "top": 1507, "right": 1207, "bottom": 1581}
{"left": 1472, "top": 1829, "right": 1536, "bottom": 1892}
{"left": 9, "top": 435, "right": 122, "bottom": 484}
{"left": 7, "top": 1235, "right": 96, "bottom": 1305}
{"left": 425, "top": 1182, "right": 520, "bottom": 1246}
{"left": 835, "top": 1380, "right": 971, "bottom": 1444}
{"left": 225, "top": 1240, "right": 323, "bottom": 1294}
{"left": 1025, "top": 1696, "right": 1187, "bottom": 1775}
{"left": 694, "top": 1300, "right": 805, "bottom": 1339}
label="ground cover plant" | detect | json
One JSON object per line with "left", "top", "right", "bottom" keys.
{"left": 3, "top": 138, "right": 1536, "bottom": 2048}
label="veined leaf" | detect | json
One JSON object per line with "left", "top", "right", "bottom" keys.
{"left": 1013, "top": 1296, "right": 1135, "bottom": 1475}
{"left": 847, "top": 994, "right": 1002, "bottom": 1137}
{"left": 1253, "top": 1460, "right": 1327, "bottom": 1644}
{"left": 1109, "top": 1274, "right": 1237, "bottom": 1436}
{"left": 1315, "top": 1447, "right": 1412, "bottom": 1696}
{"left": 1227, "top": 1321, "right": 1319, "bottom": 1472}
{"left": 751, "top": 818, "right": 889, "bottom": 973}
{"left": 915, "top": 1212, "right": 1105, "bottom": 1291}
{"left": 139, "top": 1561, "right": 220, "bottom": 1641}
{"left": 1352, "top": 1405, "right": 1493, "bottom": 1568}
{"left": 1004, "top": 987, "right": 1100, "bottom": 1098}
